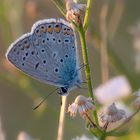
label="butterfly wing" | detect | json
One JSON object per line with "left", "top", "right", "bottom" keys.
{"left": 6, "top": 19, "right": 80, "bottom": 87}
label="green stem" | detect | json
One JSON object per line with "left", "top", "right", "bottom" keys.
{"left": 99, "top": 135, "right": 106, "bottom": 140}
{"left": 78, "top": 26, "right": 93, "bottom": 98}
{"left": 78, "top": 23, "right": 98, "bottom": 125}
{"left": 83, "top": 0, "right": 93, "bottom": 31}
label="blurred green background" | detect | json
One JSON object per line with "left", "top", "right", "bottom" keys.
{"left": 0, "top": 0, "right": 140, "bottom": 140}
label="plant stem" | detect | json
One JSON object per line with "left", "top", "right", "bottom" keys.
{"left": 83, "top": 0, "right": 93, "bottom": 31}
{"left": 78, "top": 23, "right": 98, "bottom": 125}
{"left": 78, "top": 25, "right": 93, "bottom": 98}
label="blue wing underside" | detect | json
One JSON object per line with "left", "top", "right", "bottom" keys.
{"left": 6, "top": 20, "right": 79, "bottom": 88}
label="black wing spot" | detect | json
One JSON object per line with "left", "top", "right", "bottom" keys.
{"left": 40, "top": 25, "right": 46, "bottom": 31}
{"left": 60, "top": 59, "right": 63, "bottom": 63}
{"left": 35, "top": 63, "right": 39, "bottom": 69}
{"left": 41, "top": 49, "right": 45, "bottom": 53}
{"left": 72, "top": 46, "right": 75, "bottom": 49}
{"left": 13, "top": 48, "right": 16, "bottom": 52}
{"left": 25, "top": 52, "right": 28, "bottom": 56}
{"left": 47, "top": 38, "right": 49, "bottom": 41}
{"left": 23, "top": 57, "right": 26, "bottom": 61}
{"left": 31, "top": 51, "right": 34, "bottom": 55}
{"left": 53, "top": 53, "right": 56, "bottom": 58}
{"left": 55, "top": 24, "right": 59, "bottom": 28}
{"left": 53, "top": 38, "right": 56, "bottom": 41}
{"left": 42, "top": 39, "right": 46, "bottom": 45}
{"left": 43, "top": 60, "right": 46, "bottom": 64}
{"left": 18, "top": 44, "right": 21, "bottom": 47}
{"left": 55, "top": 68, "right": 58, "bottom": 73}
{"left": 22, "top": 63, "right": 24, "bottom": 66}
{"left": 48, "top": 25, "right": 52, "bottom": 28}
{"left": 24, "top": 40, "right": 30, "bottom": 48}
{"left": 35, "top": 29, "right": 40, "bottom": 35}
{"left": 64, "top": 39, "right": 70, "bottom": 43}
{"left": 65, "top": 55, "right": 68, "bottom": 58}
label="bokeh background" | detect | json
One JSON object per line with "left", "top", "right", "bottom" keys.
{"left": 0, "top": 0, "right": 140, "bottom": 140}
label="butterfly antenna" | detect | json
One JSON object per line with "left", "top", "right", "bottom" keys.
{"left": 33, "top": 88, "right": 59, "bottom": 110}
{"left": 77, "top": 63, "right": 88, "bottom": 71}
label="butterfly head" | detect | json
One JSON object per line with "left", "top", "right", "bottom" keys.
{"left": 59, "top": 75, "right": 82, "bottom": 96}
{"left": 59, "top": 87, "right": 69, "bottom": 96}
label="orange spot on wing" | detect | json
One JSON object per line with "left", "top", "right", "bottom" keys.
{"left": 54, "top": 24, "right": 61, "bottom": 33}
{"left": 47, "top": 25, "right": 53, "bottom": 34}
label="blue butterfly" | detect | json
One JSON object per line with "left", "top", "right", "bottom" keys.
{"left": 6, "top": 18, "right": 82, "bottom": 96}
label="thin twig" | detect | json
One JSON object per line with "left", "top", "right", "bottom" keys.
{"left": 99, "top": 0, "right": 110, "bottom": 83}
{"left": 108, "top": 0, "right": 125, "bottom": 39}
{"left": 57, "top": 96, "right": 67, "bottom": 140}
{"left": 85, "top": 113, "right": 97, "bottom": 127}
{"left": 51, "top": 0, "right": 66, "bottom": 17}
